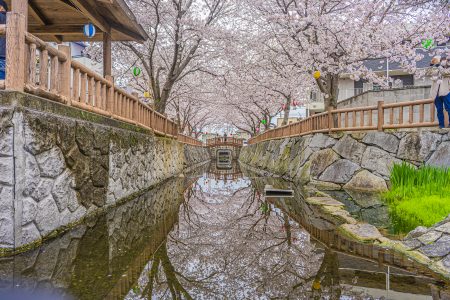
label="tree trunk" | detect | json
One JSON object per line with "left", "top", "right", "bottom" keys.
{"left": 322, "top": 74, "right": 339, "bottom": 110}
{"left": 281, "top": 95, "right": 292, "bottom": 126}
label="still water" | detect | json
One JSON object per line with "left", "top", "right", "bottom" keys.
{"left": 0, "top": 163, "right": 446, "bottom": 299}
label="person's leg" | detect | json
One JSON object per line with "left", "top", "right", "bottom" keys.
{"left": 435, "top": 95, "right": 445, "bottom": 128}
{"left": 0, "top": 57, "right": 5, "bottom": 80}
{"left": 444, "top": 93, "right": 450, "bottom": 127}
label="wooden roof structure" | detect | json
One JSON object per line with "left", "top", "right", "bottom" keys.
{"left": 5, "top": 0, "right": 148, "bottom": 43}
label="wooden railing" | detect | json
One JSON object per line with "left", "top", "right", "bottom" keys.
{"left": 0, "top": 12, "right": 202, "bottom": 146}
{"left": 249, "top": 99, "right": 439, "bottom": 144}
{"left": 177, "top": 134, "right": 203, "bottom": 146}
{"left": 206, "top": 137, "right": 244, "bottom": 147}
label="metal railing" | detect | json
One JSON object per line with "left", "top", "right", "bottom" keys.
{"left": 0, "top": 12, "right": 201, "bottom": 146}
{"left": 249, "top": 98, "right": 440, "bottom": 144}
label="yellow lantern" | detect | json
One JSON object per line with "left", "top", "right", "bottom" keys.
{"left": 144, "top": 91, "right": 151, "bottom": 98}
{"left": 312, "top": 280, "right": 321, "bottom": 290}
{"left": 313, "top": 71, "right": 321, "bottom": 79}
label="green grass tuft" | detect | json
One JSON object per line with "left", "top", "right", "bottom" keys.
{"left": 383, "top": 163, "right": 450, "bottom": 233}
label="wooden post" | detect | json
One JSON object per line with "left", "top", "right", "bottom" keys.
{"left": 377, "top": 100, "right": 384, "bottom": 131}
{"left": 327, "top": 107, "right": 332, "bottom": 133}
{"left": 39, "top": 49, "right": 48, "bottom": 90}
{"left": 105, "top": 75, "right": 114, "bottom": 114}
{"left": 131, "top": 92, "right": 138, "bottom": 121}
{"left": 58, "top": 45, "right": 71, "bottom": 104}
{"left": 11, "top": 0, "right": 28, "bottom": 30}
{"left": 164, "top": 116, "right": 168, "bottom": 135}
{"left": 5, "top": 13, "right": 26, "bottom": 91}
{"left": 103, "top": 32, "right": 112, "bottom": 78}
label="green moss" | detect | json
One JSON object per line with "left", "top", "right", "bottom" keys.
{"left": 383, "top": 163, "right": 450, "bottom": 233}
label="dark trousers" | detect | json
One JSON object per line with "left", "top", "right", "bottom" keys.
{"left": 435, "top": 94, "right": 450, "bottom": 128}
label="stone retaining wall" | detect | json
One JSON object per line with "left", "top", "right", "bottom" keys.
{"left": 0, "top": 175, "right": 186, "bottom": 298}
{"left": 240, "top": 129, "right": 450, "bottom": 191}
{"left": 0, "top": 92, "right": 210, "bottom": 254}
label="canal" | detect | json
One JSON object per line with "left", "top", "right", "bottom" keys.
{"left": 0, "top": 162, "right": 446, "bottom": 299}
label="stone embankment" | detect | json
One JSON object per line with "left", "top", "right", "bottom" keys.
{"left": 0, "top": 176, "right": 188, "bottom": 297}
{"left": 403, "top": 218, "right": 450, "bottom": 271}
{"left": 240, "top": 129, "right": 450, "bottom": 191}
{"left": 0, "top": 92, "right": 210, "bottom": 254}
{"left": 240, "top": 129, "right": 450, "bottom": 279}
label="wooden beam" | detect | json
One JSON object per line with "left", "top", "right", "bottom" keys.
{"left": 103, "top": 31, "right": 112, "bottom": 77}
{"left": 28, "top": 1, "right": 62, "bottom": 43}
{"left": 110, "top": 20, "right": 146, "bottom": 42}
{"left": 29, "top": 24, "right": 92, "bottom": 35}
{"left": 28, "top": 0, "right": 47, "bottom": 25}
{"left": 66, "top": 0, "right": 110, "bottom": 33}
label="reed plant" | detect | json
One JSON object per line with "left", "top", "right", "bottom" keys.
{"left": 383, "top": 163, "right": 450, "bottom": 233}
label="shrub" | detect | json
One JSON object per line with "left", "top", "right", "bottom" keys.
{"left": 383, "top": 163, "right": 450, "bottom": 233}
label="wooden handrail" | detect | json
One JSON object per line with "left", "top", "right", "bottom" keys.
{"left": 248, "top": 98, "right": 438, "bottom": 144}
{"left": 0, "top": 19, "right": 200, "bottom": 146}
{"left": 178, "top": 134, "right": 203, "bottom": 146}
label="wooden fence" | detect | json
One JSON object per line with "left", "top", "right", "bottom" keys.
{"left": 177, "top": 134, "right": 204, "bottom": 147}
{"left": 0, "top": 12, "right": 201, "bottom": 146}
{"left": 249, "top": 99, "right": 440, "bottom": 144}
{"left": 206, "top": 137, "right": 244, "bottom": 147}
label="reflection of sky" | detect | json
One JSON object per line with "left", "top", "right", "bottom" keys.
{"left": 196, "top": 175, "right": 250, "bottom": 197}
{"left": 125, "top": 168, "right": 437, "bottom": 300}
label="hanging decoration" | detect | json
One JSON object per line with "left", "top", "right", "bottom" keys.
{"left": 144, "top": 91, "right": 151, "bottom": 98}
{"left": 261, "top": 119, "right": 267, "bottom": 125}
{"left": 422, "top": 39, "right": 434, "bottom": 49}
{"left": 132, "top": 66, "right": 142, "bottom": 77}
{"left": 313, "top": 71, "right": 321, "bottom": 79}
{"left": 83, "top": 23, "right": 96, "bottom": 38}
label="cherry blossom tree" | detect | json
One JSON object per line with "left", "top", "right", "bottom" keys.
{"left": 106, "top": 0, "right": 233, "bottom": 114}
{"left": 245, "top": 0, "right": 450, "bottom": 110}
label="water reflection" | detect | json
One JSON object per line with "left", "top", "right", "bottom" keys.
{"left": 0, "top": 163, "right": 447, "bottom": 299}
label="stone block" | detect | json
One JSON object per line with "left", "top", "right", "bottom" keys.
{"left": 361, "top": 146, "right": 401, "bottom": 178}
{"left": 21, "top": 222, "right": 41, "bottom": 245}
{"left": 309, "top": 148, "right": 339, "bottom": 177}
{"left": 0, "top": 217, "right": 13, "bottom": 247}
{"left": 23, "top": 153, "right": 40, "bottom": 196}
{"left": 22, "top": 197, "right": 38, "bottom": 225}
{"left": 35, "top": 196, "right": 60, "bottom": 236}
{"left": 405, "top": 226, "right": 428, "bottom": 239}
{"left": 332, "top": 135, "right": 366, "bottom": 163}
{"left": 339, "top": 223, "right": 383, "bottom": 242}
{"left": 30, "top": 178, "right": 54, "bottom": 202}
{"left": 362, "top": 132, "right": 399, "bottom": 153}
{"left": 402, "top": 239, "right": 422, "bottom": 250}
{"left": 0, "top": 126, "right": 13, "bottom": 156}
{"left": 52, "top": 170, "right": 78, "bottom": 213}
{"left": 309, "top": 133, "right": 336, "bottom": 149}
{"left": 0, "top": 157, "right": 13, "bottom": 185}
{"left": 435, "top": 222, "right": 450, "bottom": 234}
{"left": 397, "top": 132, "right": 441, "bottom": 162}
{"left": 0, "top": 186, "right": 13, "bottom": 219}
{"left": 36, "top": 147, "right": 65, "bottom": 178}
{"left": 343, "top": 170, "right": 387, "bottom": 192}
{"left": 23, "top": 116, "right": 57, "bottom": 155}
{"left": 319, "top": 159, "right": 360, "bottom": 184}
{"left": 420, "top": 241, "right": 450, "bottom": 258}
{"left": 418, "top": 230, "right": 442, "bottom": 244}
{"left": 427, "top": 141, "right": 450, "bottom": 167}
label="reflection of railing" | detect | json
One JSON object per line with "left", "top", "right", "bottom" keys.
{"left": 206, "top": 137, "right": 244, "bottom": 147}
{"left": 0, "top": 13, "right": 201, "bottom": 145}
{"left": 249, "top": 99, "right": 439, "bottom": 144}
{"left": 272, "top": 199, "right": 444, "bottom": 281}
